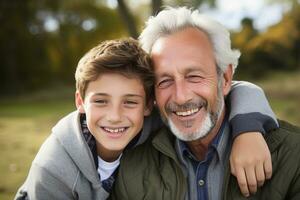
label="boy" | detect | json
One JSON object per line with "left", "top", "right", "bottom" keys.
{"left": 15, "top": 38, "right": 277, "bottom": 199}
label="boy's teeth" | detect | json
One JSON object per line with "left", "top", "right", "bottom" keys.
{"left": 104, "top": 127, "right": 125, "bottom": 133}
{"left": 175, "top": 108, "right": 199, "bottom": 116}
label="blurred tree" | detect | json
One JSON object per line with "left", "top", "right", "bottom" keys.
{"left": 0, "top": 0, "right": 125, "bottom": 95}
{"left": 232, "top": 17, "right": 258, "bottom": 77}
{"left": 0, "top": 0, "right": 50, "bottom": 93}
{"left": 116, "top": 0, "right": 138, "bottom": 38}
{"left": 46, "top": 1, "right": 126, "bottom": 82}
{"left": 233, "top": 17, "right": 258, "bottom": 50}
{"left": 107, "top": 0, "right": 216, "bottom": 38}
{"left": 151, "top": 0, "right": 163, "bottom": 15}
{"left": 234, "top": 2, "right": 300, "bottom": 79}
{"left": 3, "top": 0, "right": 297, "bottom": 94}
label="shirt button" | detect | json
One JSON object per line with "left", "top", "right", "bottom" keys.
{"left": 198, "top": 179, "right": 205, "bottom": 187}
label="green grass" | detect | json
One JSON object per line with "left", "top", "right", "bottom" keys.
{"left": 0, "top": 88, "right": 74, "bottom": 200}
{"left": 0, "top": 72, "right": 299, "bottom": 200}
{"left": 253, "top": 71, "right": 300, "bottom": 126}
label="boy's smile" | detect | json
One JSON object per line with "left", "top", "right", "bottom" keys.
{"left": 100, "top": 126, "right": 129, "bottom": 139}
{"left": 76, "top": 73, "right": 151, "bottom": 161}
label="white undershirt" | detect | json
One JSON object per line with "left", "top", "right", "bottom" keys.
{"left": 97, "top": 154, "right": 122, "bottom": 181}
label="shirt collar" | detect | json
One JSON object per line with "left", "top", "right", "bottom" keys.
{"left": 176, "top": 116, "right": 229, "bottom": 164}
{"left": 80, "top": 114, "right": 98, "bottom": 168}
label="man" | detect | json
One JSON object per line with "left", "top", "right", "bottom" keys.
{"left": 111, "top": 7, "right": 300, "bottom": 200}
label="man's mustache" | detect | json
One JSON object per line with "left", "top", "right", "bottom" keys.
{"left": 166, "top": 99, "right": 207, "bottom": 113}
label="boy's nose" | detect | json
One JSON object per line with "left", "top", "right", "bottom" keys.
{"left": 107, "top": 107, "right": 122, "bottom": 123}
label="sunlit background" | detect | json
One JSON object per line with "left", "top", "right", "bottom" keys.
{"left": 0, "top": 0, "right": 299, "bottom": 199}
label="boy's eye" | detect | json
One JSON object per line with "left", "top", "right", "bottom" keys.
{"left": 124, "top": 100, "right": 140, "bottom": 108}
{"left": 157, "top": 78, "right": 173, "bottom": 89}
{"left": 95, "top": 99, "right": 107, "bottom": 104}
{"left": 124, "top": 100, "right": 138, "bottom": 105}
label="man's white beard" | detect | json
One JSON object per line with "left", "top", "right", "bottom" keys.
{"left": 167, "top": 93, "right": 224, "bottom": 142}
{"left": 168, "top": 112, "right": 213, "bottom": 141}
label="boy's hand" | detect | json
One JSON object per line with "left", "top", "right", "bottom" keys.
{"left": 230, "top": 132, "right": 272, "bottom": 197}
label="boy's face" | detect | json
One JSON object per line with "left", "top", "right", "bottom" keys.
{"left": 76, "top": 73, "right": 151, "bottom": 160}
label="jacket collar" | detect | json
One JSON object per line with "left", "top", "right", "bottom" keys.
{"left": 51, "top": 111, "right": 101, "bottom": 187}
{"left": 152, "top": 126, "right": 182, "bottom": 165}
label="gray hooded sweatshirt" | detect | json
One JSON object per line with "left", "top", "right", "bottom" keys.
{"left": 14, "top": 110, "right": 161, "bottom": 200}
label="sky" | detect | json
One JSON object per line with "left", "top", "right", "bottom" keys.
{"left": 200, "top": 0, "right": 290, "bottom": 31}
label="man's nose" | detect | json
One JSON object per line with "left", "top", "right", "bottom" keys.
{"left": 174, "top": 80, "right": 192, "bottom": 105}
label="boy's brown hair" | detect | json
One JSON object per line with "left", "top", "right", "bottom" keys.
{"left": 75, "top": 38, "right": 154, "bottom": 103}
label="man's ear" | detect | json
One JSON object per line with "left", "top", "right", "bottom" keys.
{"left": 144, "top": 99, "right": 154, "bottom": 116}
{"left": 222, "top": 64, "right": 233, "bottom": 96}
{"left": 75, "top": 91, "right": 85, "bottom": 113}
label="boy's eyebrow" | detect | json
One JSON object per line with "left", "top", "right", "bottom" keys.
{"left": 93, "top": 93, "right": 144, "bottom": 98}
{"left": 93, "top": 93, "right": 109, "bottom": 96}
{"left": 124, "top": 94, "right": 144, "bottom": 98}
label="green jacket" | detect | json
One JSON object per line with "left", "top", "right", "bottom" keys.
{"left": 111, "top": 120, "right": 300, "bottom": 200}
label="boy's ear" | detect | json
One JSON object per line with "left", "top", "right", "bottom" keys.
{"left": 75, "top": 91, "right": 85, "bottom": 113}
{"left": 144, "top": 100, "right": 154, "bottom": 116}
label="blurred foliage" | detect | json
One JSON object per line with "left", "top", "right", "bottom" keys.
{"left": 0, "top": 0, "right": 218, "bottom": 96}
{"left": 0, "top": 0, "right": 126, "bottom": 96}
{"left": 101, "top": 0, "right": 217, "bottom": 41}
{"left": 233, "top": 2, "right": 300, "bottom": 79}
{"left": 0, "top": 0, "right": 299, "bottom": 96}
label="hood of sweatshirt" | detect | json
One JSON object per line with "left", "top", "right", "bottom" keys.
{"left": 51, "top": 111, "right": 100, "bottom": 186}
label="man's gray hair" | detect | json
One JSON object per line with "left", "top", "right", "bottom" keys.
{"left": 139, "top": 7, "right": 241, "bottom": 73}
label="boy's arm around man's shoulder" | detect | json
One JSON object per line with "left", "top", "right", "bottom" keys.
{"left": 229, "top": 81, "right": 279, "bottom": 137}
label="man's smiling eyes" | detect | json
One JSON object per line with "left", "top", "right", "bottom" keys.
{"left": 157, "top": 78, "right": 173, "bottom": 89}
{"left": 156, "top": 74, "right": 204, "bottom": 89}
{"left": 186, "top": 75, "right": 204, "bottom": 83}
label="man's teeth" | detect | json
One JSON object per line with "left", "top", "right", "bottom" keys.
{"left": 175, "top": 108, "right": 199, "bottom": 116}
{"left": 104, "top": 127, "right": 126, "bottom": 133}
